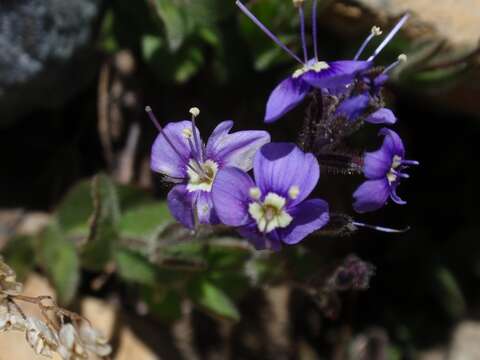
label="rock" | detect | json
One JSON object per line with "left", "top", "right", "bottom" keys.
{"left": 353, "top": 0, "right": 480, "bottom": 49}
{"left": 0, "top": 0, "right": 102, "bottom": 126}
{"left": 449, "top": 321, "right": 480, "bottom": 359}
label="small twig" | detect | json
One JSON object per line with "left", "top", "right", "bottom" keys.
{"left": 98, "top": 60, "right": 114, "bottom": 168}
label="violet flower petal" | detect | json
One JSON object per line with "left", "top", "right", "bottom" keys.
{"left": 265, "top": 77, "right": 310, "bottom": 123}
{"left": 167, "top": 185, "right": 195, "bottom": 229}
{"left": 280, "top": 199, "right": 329, "bottom": 245}
{"left": 390, "top": 185, "right": 407, "bottom": 205}
{"left": 302, "top": 60, "right": 371, "bottom": 89}
{"left": 365, "top": 108, "right": 397, "bottom": 125}
{"left": 195, "top": 191, "right": 220, "bottom": 225}
{"left": 237, "top": 223, "right": 284, "bottom": 251}
{"left": 335, "top": 93, "right": 370, "bottom": 120}
{"left": 237, "top": 226, "right": 265, "bottom": 249}
{"left": 363, "top": 146, "right": 393, "bottom": 179}
{"left": 379, "top": 128, "right": 405, "bottom": 158}
{"left": 253, "top": 143, "right": 319, "bottom": 207}
{"left": 151, "top": 121, "right": 201, "bottom": 179}
{"left": 211, "top": 167, "right": 254, "bottom": 227}
{"left": 237, "top": 223, "right": 269, "bottom": 250}
{"left": 206, "top": 121, "right": 270, "bottom": 171}
{"left": 353, "top": 179, "right": 390, "bottom": 213}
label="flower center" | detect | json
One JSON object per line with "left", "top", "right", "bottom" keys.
{"left": 387, "top": 155, "right": 402, "bottom": 184}
{"left": 186, "top": 159, "right": 219, "bottom": 192}
{"left": 248, "top": 192, "right": 293, "bottom": 233}
{"left": 292, "top": 60, "right": 329, "bottom": 78}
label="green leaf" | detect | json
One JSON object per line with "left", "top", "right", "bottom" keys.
{"left": 153, "top": 0, "right": 188, "bottom": 51}
{"left": 141, "top": 35, "right": 205, "bottom": 84}
{"left": 433, "top": 266, "right": 466, "bottom": 319}
{"left": 81, "top": 174, "right": 121, "bottom": 271}
{"left": 142, "top": 35, "right": 164, "bottom": 63}
{"left": 188, "top": 277, "right": 240, "bottom": 321}
{"left": 2, "top": 235, "right": 35, "bottom": 281}
{"left": 99, "top": 10, "right": 119, "bottom": 54}
{"left": 142, "top": 287, "right": 182, "bottom": 322}
{"left": 35, "top": 222, "right": 80, "bottom": 305}
{"left": 119, "top": 202, "right": 172, "bottom": 240}
{"left": 115, "top": 248, "right": 157, "bottom": 286}
{"left": 56, "top": 179, "right": 94, "bottom": 236}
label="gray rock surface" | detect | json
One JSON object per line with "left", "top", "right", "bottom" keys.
{"left": 355, "top": 0, "right": 480, "bottom": 49}
{"left": 0, "top": 0, "right": 101, "bottom": 126}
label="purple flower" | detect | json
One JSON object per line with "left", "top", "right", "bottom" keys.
{"left": 148, "top": 107, "right": 270, "bottom": 229}
{"left": 353, "top": 128, "right": 419, "bottom": 213}
{"left": 212, "top": 142, "right": 329, "bottom": 250}
{"left": 236, "top": 0, "right": 409, "bottom": 123}
{"left": 334, "top": 54, "right": 408, "bottom": 125}
{"left": 335, "top": 92, "right": 397, "bottom": 125}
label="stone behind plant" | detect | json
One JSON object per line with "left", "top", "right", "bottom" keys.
{"left": 0, "top": 0, "right": 103, "bottom": 126}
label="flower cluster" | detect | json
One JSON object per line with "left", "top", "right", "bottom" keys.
{"left": 0, "top": 256, "right": 111, "bottom": 359}
{"left": 149, "top": 0, "right": 419, "bottom": 249}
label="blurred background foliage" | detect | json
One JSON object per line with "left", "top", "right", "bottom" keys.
{"left": 1, "top": 0, "right": 480, "bottom": 358}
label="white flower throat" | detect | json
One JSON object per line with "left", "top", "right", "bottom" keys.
{"left": 292, "top": 60, "right": 329, "bottom": 79}
{"left": 186, "top": 159, "right": 218, "bottom": 192}
{"left": 248, "top": 191, "right": 293, "bottom": 233}
{"left": 386, "top": 155, "right": 402, "bottom": 184}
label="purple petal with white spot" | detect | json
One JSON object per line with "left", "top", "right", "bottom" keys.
{"left": 211, "top": 167, "right": 254, "bottom": 227}
{"left": 206, "top": 121, "right": 270, "bottom": 171}
{"left": 335, "top": 93, "right": 370, "bottom": 120}
{"left": 302, "top": 60, "right": 371, "bottom": 89}
{"left": 280, "top": 199, "right": 329, "bottom": 245}
{"left": 151, "top": 121, "right": 201, "bottom": 179}
{"left": 265, "top": 77, "right": 310, "bottom": 123}
{"left": 195, "top": 191, "right": 219, "bottom": 225}
{"left": 167, "top": 185, "right": 195, "bottom": 229}
{"left": 366, "top": 108, "right": 397, "bottom": 124}
{"left": 353, "top": 179, "right": 390, "bottom": 213}
{"left": 253, "top": 143, "right": 319, "bottom": 206}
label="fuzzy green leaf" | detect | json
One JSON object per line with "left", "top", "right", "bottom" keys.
{"left": 188, "top": 277, "right": 240, "bottom": 321}
{"left": 35, "top": 222, "right": 80, "bottom": 305}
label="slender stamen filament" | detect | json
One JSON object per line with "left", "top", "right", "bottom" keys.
{"left": 235, "top": 0, "right": 304, "bottom": 65}
{"left": 312, "top": 0, "right": 319, "bottom": 60}
{"left": 367, "top": 13, "right": 410, "bottom": 62}
{"left": 401, "top": 159, "right": 419, "bottom": 166}
{"left": 352, "top": 221, "right": 410, "bottom": 233}
{"left": 189, "top": 107, "right": 204, "bottom": 163}
{"left": 382, "top": 54, "right": 407, "bottom": 74}
{"left": 354, "top": 26, "right": 382, "bottom": 60}
{"left": 145, "top": 106, "right": 198, "bottom": 173}
{"left": 186, "top": 137, "right": 206, "bottom": 176}
{"left": 298, "top": 5, "right": 308, "bottom": 63}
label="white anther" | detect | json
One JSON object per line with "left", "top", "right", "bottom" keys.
{"left": 182, "top": 128, "right": 193, "bottom": 138}
{"left": 398, "top": 53, "right": 407, "bottom": 62}
{"left": 249, "top": 187, "right": 261, "bottom": 200}
{"left": 371, "top": 26, "right": 383, "bottom": 36}
{"left": 145, "top": 105, "right": 152, "bottom": 112}
{"left": 288, "top": 185, "right": 300, "bottom": 200}
{"left": 189, "top": 107, "right": 200, "bottom": 117}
